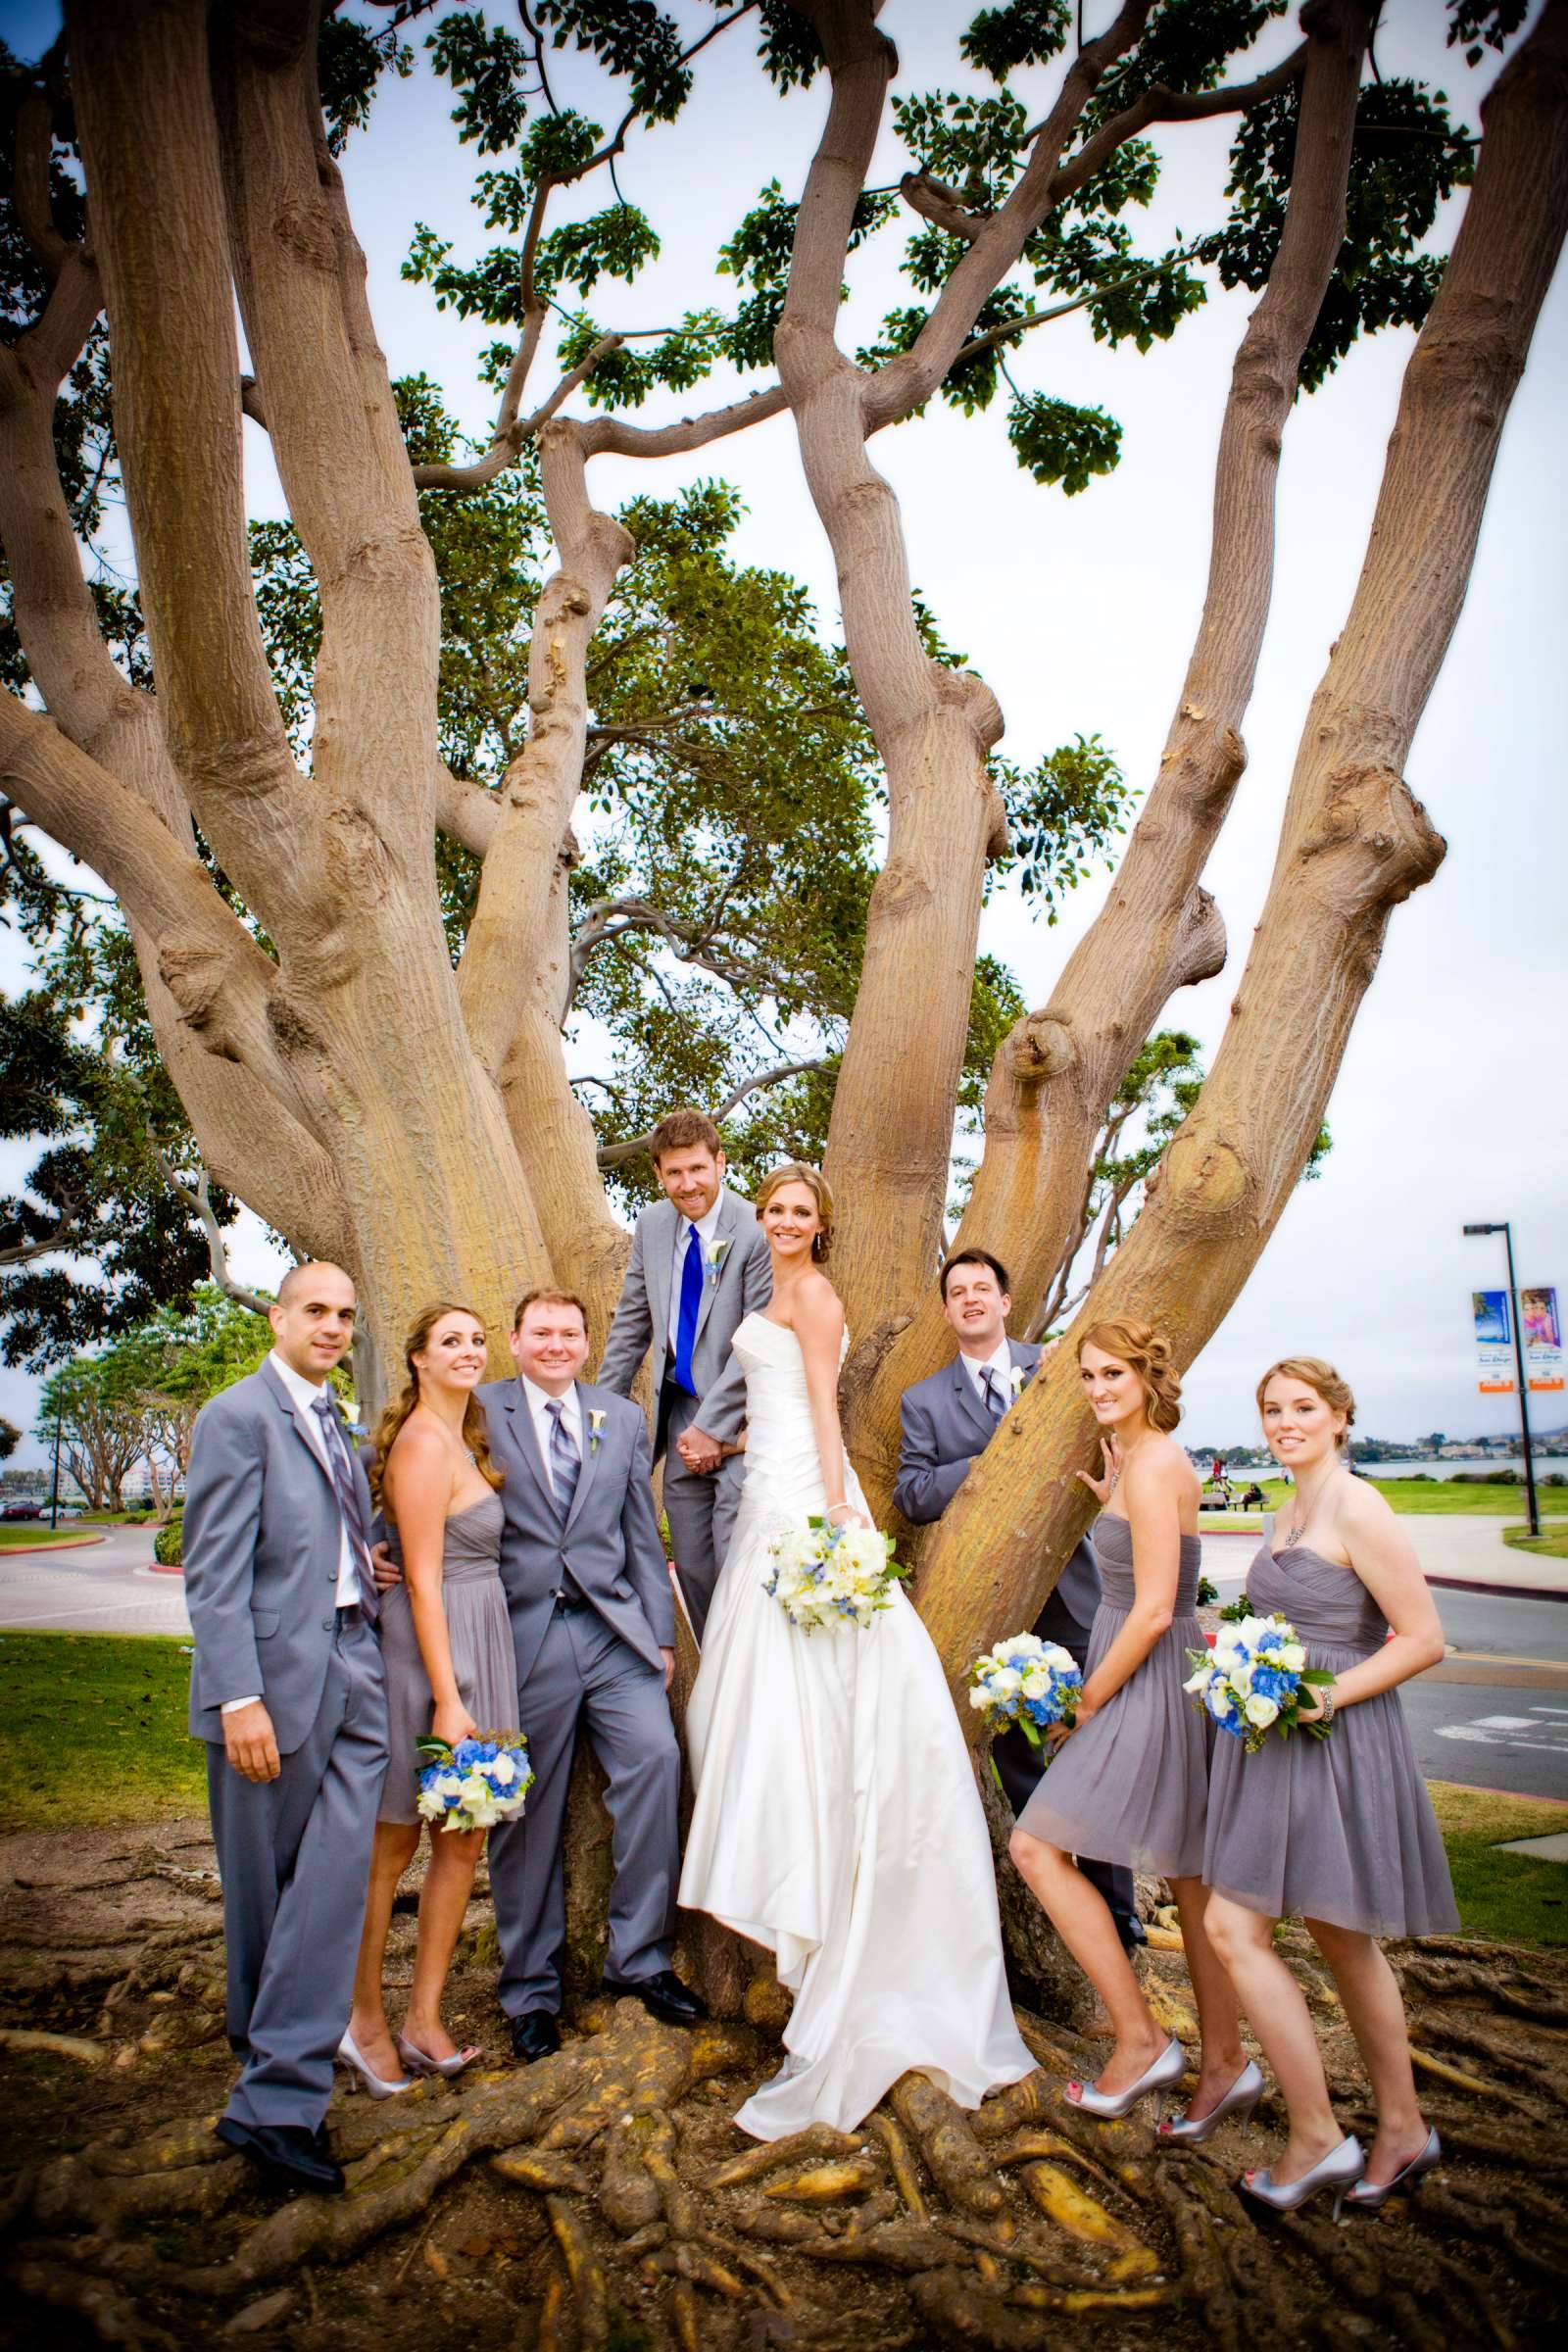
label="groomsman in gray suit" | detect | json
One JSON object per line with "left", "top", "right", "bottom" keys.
{"left": 183, "top": 1263, "right": 389, "bottom": 2196}
{"left": 480, "top": 1289, "right": 704, "bottom": 2062}
{"left": 894, "top": 1250, "right": 1143, "bottom": 1952}
{"left": 597, "top": 1108, "right": 771, "bottom": 1638}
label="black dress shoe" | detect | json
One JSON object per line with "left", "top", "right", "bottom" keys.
{"left": 510, "top": 2011, "right": 562, "bottom": 2064}
{"left": 602, "top": 1969, "right": 708, "bottom": 2027}
{"left": 1116, "top": 1912, "right": 1148, "bottom": 1954}
{"left": 215, "top": 2116, "right": 345, "bottom": 2195}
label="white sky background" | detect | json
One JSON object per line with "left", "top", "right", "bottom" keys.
{"left": 2, "top": 0, "right": 1564, "bottom": 1461}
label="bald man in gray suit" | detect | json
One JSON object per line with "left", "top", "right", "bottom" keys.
{"left": 183, "top": 1264, "right": 388, "bottom": 2197}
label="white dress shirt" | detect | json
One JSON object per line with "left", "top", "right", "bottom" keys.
{"left": 220, "top": 1350, "right": 361, "bottom": 1715}
{"left": 520, "top": 1373, "right": 583, "bottom": 1503}
{"left": 960, "top": 1336, "right": 1015, "bottom": 1417}
{"left": 665, "top": 1194, "right": 725, "bottom": 1359}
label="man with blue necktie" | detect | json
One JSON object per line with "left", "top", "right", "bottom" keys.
{"left": 598, "top": 1109, "right": 770, "bottom": 1639}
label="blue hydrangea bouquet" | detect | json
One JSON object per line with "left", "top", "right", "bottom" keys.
{"left": 1184, "top": 1612, "right": 1335, "bottom": 1753}
{"left": 967, "top": 1633, "right": 1083, "bottom": 1749}
{"left": 415, "top": 1734, "right": 533, "bottom": 1833}
{"left": 764, "top": 1516, "right": 907, "bottom": 1632}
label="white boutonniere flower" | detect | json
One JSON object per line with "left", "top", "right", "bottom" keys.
{"left": 1008, "top": 1364, "right": 1028, "bottom": 1402}
{"left": 703, "top": 1235, "right": 734, "bottom": 1284}
{"left": 588, "top": 1408, "right": 607, "bottom": 1456}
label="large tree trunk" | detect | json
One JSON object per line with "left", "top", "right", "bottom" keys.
{"left": 916, "top": 0, "right": 1568, "bottom": 1702}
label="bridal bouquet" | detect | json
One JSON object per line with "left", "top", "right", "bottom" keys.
{"left": 764, "top": 1516, "right": 906, "bottom": 1632}
{"left": 415, "top": 1733, "right": 534, "bottom": 1833}
{"left": 1184, "top": 1613, "right": 1335, "bottom": 1754}
{"left": 967, "top": 1633, "right": 1082, "bottom": 1749}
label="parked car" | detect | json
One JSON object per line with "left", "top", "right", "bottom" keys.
{"left": 1, "top": 1501, "right": 45, "bottom": 1521}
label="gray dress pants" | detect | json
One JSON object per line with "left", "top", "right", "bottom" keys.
{"left": 209, "top": 1615, "right": 388, "bottom": 2132}
{"left": 658, "top": 1380, "right": 745, "bottom": 1640}
{"left": 489, "top": 1605, "right": 680, "bottom": 2019}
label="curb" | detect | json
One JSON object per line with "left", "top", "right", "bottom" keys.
{"left": 0, "top": 1532, "right": 108, "bottom": 1555}
{"left": 1427, "top": 1574, "right": 1568, "bottom": 1605}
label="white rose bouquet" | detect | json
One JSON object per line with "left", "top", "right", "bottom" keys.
{"left": 415, "top": 1733, "right": 534, "bottom": 1833}
{"left": 1183, "top": 1613, "right": 1335, "bottom": 1755}
{"left": 967, "top": 1633, "right": 1082, "bottom": 1749}
{"left": 764, "top": 1515, "right": 906, "bottom": 1632}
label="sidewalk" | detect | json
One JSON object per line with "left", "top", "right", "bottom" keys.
{"left": 1199, "top": 1516, "right": 1566, "bottom": 1601}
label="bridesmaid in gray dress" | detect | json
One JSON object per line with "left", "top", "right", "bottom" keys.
{"left": 1010, "top": 1320, "right": 1248, "bottom": 2129}
{"left": 341, "top": 1303, "right": 514, "bottom": 2095}
{"left": 1202, "top": 1357, "right": 1453, "bottom": 2218}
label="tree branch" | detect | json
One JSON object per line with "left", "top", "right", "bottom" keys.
{"left": 898, "top": 169, "right": 984, "bottom": 244}
{"left": 576, "top": 380, "right": 789, "bottom": 459}
{"left": 13, "top": 86, "right": 71, "bottom": 279}
{"left": 150, "top": 1151, "right": 270, "bottom": 1314}
{"left": 412, "top": 336, "right": 623, "bottom": 490}
{"left": 1048, "top": 42, "right": 1310, "bottom": 213}
{"left": 595, "top": 1056, "right": 830, "bottom": 1169}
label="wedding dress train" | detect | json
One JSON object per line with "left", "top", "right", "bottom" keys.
{"left": 679, "top": 1313, "right": 1033, "bottom": 2139}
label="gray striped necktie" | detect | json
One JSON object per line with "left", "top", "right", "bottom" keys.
{"left": 980, "top": 1367, "right": 1006, "bottom": 1423}
{"left": 546, "top": 1398, "right": 580, "bottom": 1521}
{"left": 311, "top": 1392, "right": 378, "bottom": 1619}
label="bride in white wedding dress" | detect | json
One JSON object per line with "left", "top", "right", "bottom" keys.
{"left": 680, "top": 1163, "right": 1033, "bottom": 2140}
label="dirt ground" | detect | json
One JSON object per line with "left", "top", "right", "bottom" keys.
{"left": 2, "top": 1817, "right": 1566, "bottom": 2351}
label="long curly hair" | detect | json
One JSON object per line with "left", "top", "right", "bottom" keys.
{"left": 1077, "top": 1318, "right": 1183, "bottom": 1434}
{"left": 369, "top": 1301, "right": 505, "bottom": 1508}
{"left": 756, "top": 1160, "right": 835, "bottom": 1263}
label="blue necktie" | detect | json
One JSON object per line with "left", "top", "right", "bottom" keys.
{"left": 980, "top": 1367, "right": 1006, "bottom": 1423}
{"left": 312, "top": 1393, "right": 378, "bottom": 1620}
{"left": 673, "top": 1222, "right": 703, "bottom": 1396}
{"left": 546, "top": 1398, "right": 580, "bottom": 1522}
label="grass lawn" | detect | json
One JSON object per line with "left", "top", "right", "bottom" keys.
{"left": 0, "top": 1632, "right": 203, "bottom": 1830}
{"left": 1426, "top": 1780, "right": 1568, "bottom": 1947}
{"left": 1200, "top": 1477, "right": 1568, "bottom": 1533}
{"left": 0, "top": 1526, "right": 107, "bottom": 1550}
{"left": 1503, "top": 1522, "right": 1568, "bottom": 1560}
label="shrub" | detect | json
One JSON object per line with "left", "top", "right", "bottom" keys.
{"left": 153, "top": 1511, "right": 183, "bottom": 1568}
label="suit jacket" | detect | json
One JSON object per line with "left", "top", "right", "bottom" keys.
{"left": 478, "top": 1377, "right": 673, "bottom": 1689}
{"left": 893, "top": 1340, "right": 1101, "bottom": 1637}
{"left": 596, "top": 1187, "right": 771, "bottom": 1445}
{"left": 183, "top": 1360, "right": 377, "bottom": 1753}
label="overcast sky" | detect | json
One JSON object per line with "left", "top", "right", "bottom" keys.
{"left": 3, "top": 1, "right": 1563, "bottom": 1463}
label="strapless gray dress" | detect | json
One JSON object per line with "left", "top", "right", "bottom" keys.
{"left": 376, "top": 1491, "right": 518, "bottom": 1827}
{"left": 1202, "top": 1541, "right": 1458, "bottom": 1937}
{"left": 1016, "top": 1513, "right": 1210, "bottom": 1878}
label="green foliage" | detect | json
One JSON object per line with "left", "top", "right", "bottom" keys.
{"left": 0, "top": 1416, "right": 18, "bottom": 1461}
{"left": 1006, "top": 392, "right": 1122, "bottom": 493}
{"left": 1447, "top": 2, "right": 1530, "bottom": 68}
{"left": 961, "top": 2, "right": 1072, "bottom": 81}
{"left": 153, "top": 1510, "right": 183, "bottom": 1568}
{"left": 991, "top": 735, "right": 1131, "bottom": 913}
{"left": 533, "top": 1, "right": 694, "bottom": 124}
{"left": 317, "top": 9, "right": 414, "bottom": 156}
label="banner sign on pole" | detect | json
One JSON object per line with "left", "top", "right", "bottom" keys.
{"left": 1523, "top": 1287, "right": 1564, "bottom": 1394}
{"left": 1473, "top": 1290, "right": 1516, "bottom": 1394}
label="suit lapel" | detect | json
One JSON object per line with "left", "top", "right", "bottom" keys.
{"left": 562, "top": 1382, "right": 602, "bottom": 1535}
{"left": 260, "top": 1358, "right": 337, "bottom": 1501}
{"left": 500, "top": 1381, "right": 557, "bottom": 1519}
{"left": 952, "top": 1355, "right": 996, "bottom": 1447}
{"left": 691, "top": 1189, "right": 736, "bottom": 1347}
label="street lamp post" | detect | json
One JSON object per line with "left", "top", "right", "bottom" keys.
{"left": 1462, "top": 1221, "right": 1542, "bottom": 1541}
{"left": 48, "top": 1404, "right": 63, "bottom": 1532}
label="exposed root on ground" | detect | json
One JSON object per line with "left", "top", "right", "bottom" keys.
{"left": 2, "top": 1825, "right": 1566, "bottom": 2350}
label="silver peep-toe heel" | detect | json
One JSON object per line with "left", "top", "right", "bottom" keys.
{"left": 1158, "top": 2058, "right": 1265, "bottom": 2146}
{"left": 1064, "top": 2035, "right": 1186, "bottom": 2121}
{"left": 1240, "top": 2132, "right": 1364, "bottom": 2221}
{"left": 335, "top": 2026, "right": 414, "bottom": 2098}
{"left": 1342, "top": 2126, "right": 1441, "bottom": 2211}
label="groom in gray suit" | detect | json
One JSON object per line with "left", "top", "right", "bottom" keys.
{"left": 480, "top": 1289, "right": 703, "bottom": 2061}
{"left": 597, "top": 1108, "right": 770, "bottom": 1638}
{"left": 894, "top": 1250, "right": 1142, "bottom": 1951}
{"left": 183, "top": 1262, "right": 388, "bottom": 2196}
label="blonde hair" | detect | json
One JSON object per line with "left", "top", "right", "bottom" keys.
{"left": 369, "top": 1301, "right": 505, "bottom": 1507}
{"left": 1256, "top": 1355, "right": 1356, "bottom": 1447}
{"left": 1078, "top": 1318, "right": 1183, "bottom": 1434}
{"left": 756, "top": 1161, "right": 835, "bottom": 1263}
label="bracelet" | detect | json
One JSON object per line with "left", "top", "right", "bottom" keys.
{"left": 1317, "top": 1686, "right": 1337, "bottom": 1728}
{"left": 824, "top": 1501, "right": 854, "bottom": 1521}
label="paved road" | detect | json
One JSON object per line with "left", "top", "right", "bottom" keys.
{"left": 0, "top": 1525, "right": 190, "bottom": 1637}
{"left": 1201, "top": 1532, "right": 1568, "bottom": 1804}
{"left": 8, "top": 1524, "right": 1567, "bottom": 1804}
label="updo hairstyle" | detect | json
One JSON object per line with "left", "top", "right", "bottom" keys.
{"left": 1077, "top": 1318, "right": 1183, "bottom": 1434}
{"left": 755, "top": 1160, "right": 835, "bottom": 1263}
{"left": 1255, "top": 1355, "right": 1356, "bottom": 1449}
{"left": 369, "top": 1299, "right": 505, "bottom": 1507}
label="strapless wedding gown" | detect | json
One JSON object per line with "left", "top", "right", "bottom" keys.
{"left": 679, "top": 1313, "right": 1033, "bottom": 2139}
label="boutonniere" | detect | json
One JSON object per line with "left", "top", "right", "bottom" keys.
{"left": 703, "top": 1235, "right": 734, "bottom": 1285}
{"left": 588, "top": 1408, "right": 607, "bottom": 1456}
{"left": 1008, "top": 1364, "right": 1028, "bottom": 1403}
